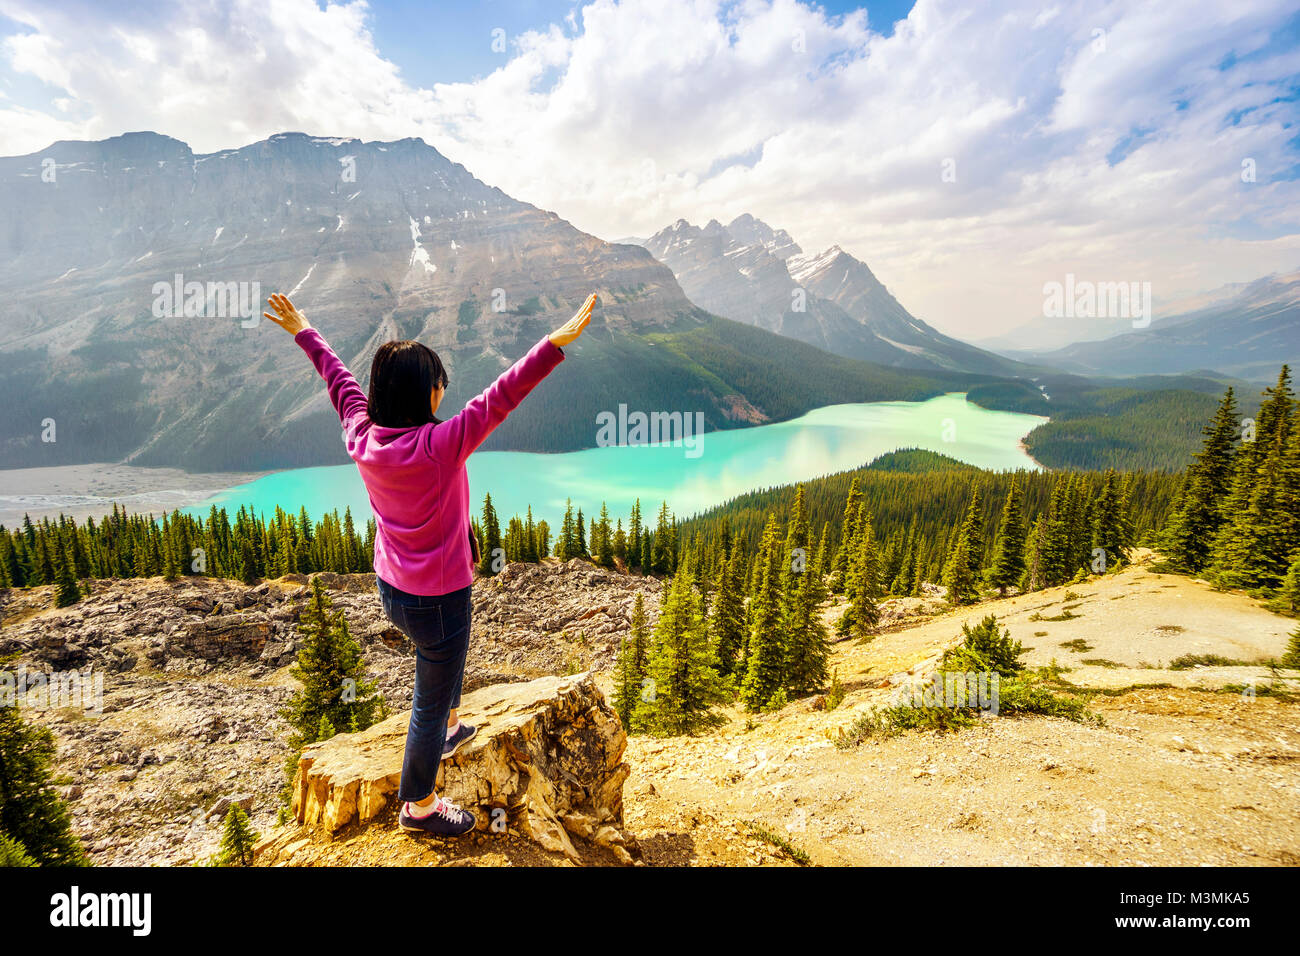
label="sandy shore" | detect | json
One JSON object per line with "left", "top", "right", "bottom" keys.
{"left": 0, "top": 463, "right": 270, "bottom": 526}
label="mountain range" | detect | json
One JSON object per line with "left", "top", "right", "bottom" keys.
{"left": 0, "top": 132, "right": 984, "bottom": 472}
{"left": 639, "top": 215, "right": 1026, "bottom": 376}
{"left": 1019, "top": 271, "right": 1300, "bottom": 380}
{"left": 2, "top": 131, "right": 1287, "bottom": 477}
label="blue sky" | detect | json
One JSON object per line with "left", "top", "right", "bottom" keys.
{"left": 0, "top": 0, "right": 1296, "bottom": 337}
{"left": 0, "top": 0, "right": 916, "bottom": 105}
{"left": 362, "top": 0, "right": 914, "bottom": 87}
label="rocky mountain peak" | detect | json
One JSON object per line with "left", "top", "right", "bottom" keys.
{"left": 640, "top": 215, "right": 1025, "bottom": 376}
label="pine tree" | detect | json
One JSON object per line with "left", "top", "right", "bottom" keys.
{"left": 890, "top": 521, "right": 918, "bottom": 595}
{"left": 628, "top": 499, "right": 643, "bottom": 571}
{"left": 1161, "top": 470, "right": 1219, "bottom": 573}
{"left": 1210, "top": 428, "right": 1291, "bottom": 590}
{"left": 162, "top": 535, "right": 180, "bottom": 581}
{"left": 0, "top": 832, "right": 36, "bottom": 867}
{"left": 613, "top": 519, "right": 627, "bottom": 564}
{"left": 1208, "top": 368, "right": 1294, "bottom": 588}
{"left": 838, "top": 504, "right": 881, "bottom": 639}
{"left": 282, "top": 579, "right": 383, "bottom": 751}
{"left": 594, "top": 503, "right": 614, "bottom": 567}
{"left": 0, "top": 530, "right": 25, "bottom": 588}
{"left": 523, "top": 506, "right": 539, "bottom": 562}
{"left": 709, "top": 545, "right": 747, "bottom": 677}
{"left": 0, "top": 705, "right": 86, "bottom": 865}
{"left": 35, "top": 535, "right": 55, "bottom": 584}
{"left": 612, "top": 592, "right": 651, "bottom": 731}
{"left": 1161, "top": 388, "right": 1239, "bottom": 571}
{"left": 777, "top": 487, "right": 811, "bottom": 620}
{"left": 557, "top": 500, "right": 576, "bottom": 560}
{"left": 1281, "top": 555, "right": 1300, "bottom": 613}
{"left": 478, "top": 493, "right": 501, "bottom": 575}
{"left": 740, "top": 515, "right": 786, "bottom": 711}
{"left": 636, "top": 557, "right": 727, "bottom": 735}
{"left": 1041, "top": 480, "right": 1075, "bottom": 587}
{"left": 1091, "top": 469, "right": 1132, "bottom": 572}
{"left": 986, "top": 477, "right": 1027, "bottom": 596}
{"left": 829, "top": 477, "right": 863, "bottom": 592}
{"left": 1281, "top": 625, "right": 1300, "bottom": 670}
{"left": 943, "top": 494, "right": 982, "bottom": 605}
{"left": 963, "top": 486, "right": 985, "bottom": 583}
{"left": 216, "top": 804, "right": 260, "bottom": 866}
{"left": 238, "top": 539, "right": 258, "bottom": 585}
{"left": 317, "top": 714, "right": 336, "bottom": 741}
{"left": 54, "top": 546, "right": 81, "bottom": 607}
{"left": 785, "top": 520, "right": 833, "bottom": 695}
{"left": 651, "top": 501, "right": 673, "bottom": 574}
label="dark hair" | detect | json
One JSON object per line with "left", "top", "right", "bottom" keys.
{"left": 367, "top": 340, "right": 448, "bottom": 427}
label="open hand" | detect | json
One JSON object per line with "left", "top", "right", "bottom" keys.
{"left": 263, "top": 293, "right": 312, "bottom": 335}
{"left": 549, "top": 293, "right": 596, "bottom": 348}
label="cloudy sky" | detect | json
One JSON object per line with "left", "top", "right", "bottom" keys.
{"left": 1, "top": 0, "right": 1297, "bottom": 340}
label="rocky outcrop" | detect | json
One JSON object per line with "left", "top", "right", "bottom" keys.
{"left": 272, "top": 672, "right": 634, "bottom": 864}
{"left": 2, "top": 561, "right": 659, "bottom": 866}
{"left": 1, "top": 561, "right": 661, "bottom": 686}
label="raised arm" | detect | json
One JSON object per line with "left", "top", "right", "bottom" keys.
{"left": 432, "top": 293, "right": 596, "bottom": 463}
{"left": 264, "top": 293, "right": 367, "bottom": 426}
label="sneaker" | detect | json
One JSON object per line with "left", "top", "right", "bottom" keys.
{"left": 398, "top": 797, "right": 477, "bottom": 836}
{"left": 442, "top": 722, "right": 477, "bottom": 760}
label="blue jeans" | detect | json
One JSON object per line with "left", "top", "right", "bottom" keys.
{"left": 377, "top": 576, "right": 472, "bottom": 803}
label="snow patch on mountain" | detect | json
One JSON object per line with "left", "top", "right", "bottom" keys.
{"left": 408, "top": 217, "right": 437, "bottom": 275}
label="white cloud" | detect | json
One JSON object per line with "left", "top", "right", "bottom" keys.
{"left": 0, "top": 0, "right": 1297, "bottom": 338}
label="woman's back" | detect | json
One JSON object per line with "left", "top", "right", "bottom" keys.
{"left": 293, "top": 327, "right": 566, "bottom": 596}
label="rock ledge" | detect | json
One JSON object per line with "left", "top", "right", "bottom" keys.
{"left": 267, "top": 672, "right": 633, "bottom": 863}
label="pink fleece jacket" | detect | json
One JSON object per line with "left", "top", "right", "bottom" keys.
{"left": 294, "top": 327, "right": 565, "bottom": 596}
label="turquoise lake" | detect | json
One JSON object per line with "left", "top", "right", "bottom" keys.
{"left": 187, "top": 392, "right": 1047, "bottom": 527}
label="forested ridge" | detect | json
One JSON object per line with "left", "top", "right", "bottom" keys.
{"left": 966, "top": 372, "right": 1259, "bottom": 472}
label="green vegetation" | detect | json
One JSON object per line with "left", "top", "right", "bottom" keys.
{"left": 0, "top": 704, "right": 86, "bottom": 866}
{"left": 0, "top": 832, "right": 37, "bottom": 866}
{"left": 1159, "top": 368, "right": 1300, "bottom": 599}
{"left": 634, "top": 554, "right": 728, "bottom": 735}
{"left": 215, "top": 805, "right": 260, "bottom": 867}
{"left": 477, "top": 493, "right": 502, "bottom": 575}
{"left": 1030, "top": 609, "right": 1081, "bottom": 622}
{"left": 835, "top": 701, "right": 977, "bottom": 746}
{"left": 678, "top": 464, "right": 1171, "bottom": 595}
{"left": 1168, "top": 654, "right": 1253, "bottom": 670}
{"left": 942, "top": 615, "right": 1025, "bottom": 676}
{"left": 996, "top": 676, "right": 1096, "bottom": 723}
{"left": 838, "top": 614, "right": 1097, "bottom": 748}
{"left": 1283, "top": 628, "right": 1300, "bottom": 670}
{"left": 742, "top": 821, "right": 812, "bottom": 865}
{"left": 1023, "top": 388, "right": 1226, "bottom": 471}
{"left": 825, "top": 669, "right": 846, "bottom": 711}
{"left": 611, "top": 592, "right": 651, "bottom": 730}
{"left": 0, "top": 503, "right": 373, "bottom": 591}
{"left": 279, "top": 578, "right": 386, "bottom": 800}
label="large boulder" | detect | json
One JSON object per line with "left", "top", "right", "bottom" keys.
{"left": 170, "top": 613, "right": 273, "bottom": 661}
{"left": 281, "top": 672, "right": 632, "bottom": 863}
